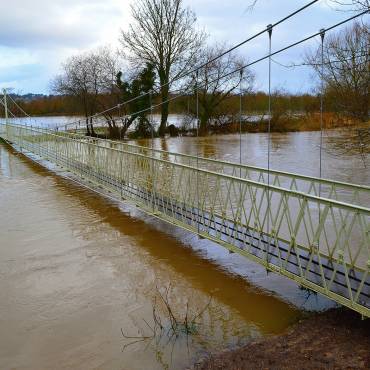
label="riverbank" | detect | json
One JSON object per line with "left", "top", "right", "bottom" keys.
{"left": 133, "top": 113, "right": 368, "bottom": 138}
{"left": 212, "top": 113, "right": 368, "bottom": 135}
{"left": 193, "top": 308, "right": 370, "bottom": 370}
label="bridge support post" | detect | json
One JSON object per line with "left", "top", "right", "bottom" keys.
{"left": 3, "top": 89, "right": 9, "bottom": 139}
{"left": 266, "top": 23, "right": 273, "bottom": 268}
{"left": 3, "top": 89, "right": 8, "bottom": 124}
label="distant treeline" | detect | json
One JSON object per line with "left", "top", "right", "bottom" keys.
{"left": 14, "top": 95, "right": 84, "bottom": 116}
{"left": 15, "top": 91, "right": 319, "bottom": 116}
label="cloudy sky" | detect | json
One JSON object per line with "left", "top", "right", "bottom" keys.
{"left": 0, "top": 0, "right": 366, "bottom": 94}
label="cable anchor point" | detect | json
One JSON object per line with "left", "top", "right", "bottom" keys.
{"left": 267, "top": 24, "right": 273, "bottom": 38}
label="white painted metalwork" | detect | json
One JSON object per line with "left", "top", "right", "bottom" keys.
{"left": 1, "top": 122, "right": 369, "bottom": 317}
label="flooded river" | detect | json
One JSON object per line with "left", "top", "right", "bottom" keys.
{"left": 0, "top": 127, "right": 368, "bottom": 369}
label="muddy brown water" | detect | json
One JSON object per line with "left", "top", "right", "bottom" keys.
{"left": 0, "top": 129, "right": 368, "bottom": 369}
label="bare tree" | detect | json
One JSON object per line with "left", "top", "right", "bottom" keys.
{"left": 192, "top": 44, "right": 254, "bottom": 135}
{"left": 246, "top": 0, "right": 369, "bottom": 12}
{"left": 52, "top": 47, "right": 118, "bottom": 135}
{"left": 329, "top": 0, "right": 369, "bottom": 11}
{"left": 120, "top": 0, "right": 205, "bottom": 136}
{"left": 306, "top": 21, "right": 369, "bottom": 121}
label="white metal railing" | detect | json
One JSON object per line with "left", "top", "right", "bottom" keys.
{"left": 1, "top": 122, "right": 369, "bottom": 317}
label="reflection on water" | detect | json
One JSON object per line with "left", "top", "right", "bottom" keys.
{"left": 0, "top": 128, "right": 368, "bottom": 369}
{"left": 6, "top": 115, "right": 368, "bottom": 183}
{"left": 134, "top": 130, "right": 369, "bottom": 186}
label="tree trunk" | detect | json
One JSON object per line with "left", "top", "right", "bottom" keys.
{"left": 108, "top": 125, "right": 120, "bottom": 139}
{"left": 159, "top": 85, "right": 169, "bottom": 136}
{"left": 120, "top": 116, "right": 136, "bottom": 138}
{"left": 89, "top": 117, "right": 96, "bottom": 137}
{"left": 86, "top": 117, "right": 91, "bottom": 136}
{"left": 199, "top": 114, "right": 208, "bottom": 136}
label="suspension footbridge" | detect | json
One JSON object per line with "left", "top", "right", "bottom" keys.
{"left": 0, "top": 117, "right": 369, "bottom": 317}
{"left": 0, "top": 1, "right": 369, "bottom": 318}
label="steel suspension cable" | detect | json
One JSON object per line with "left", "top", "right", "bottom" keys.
{"left": 11, "top": 8, "right": 367, "bottom": 135}
{"left": 271, "top": 52, "right": 368, "bottom": 69}
{"left": 96, "top": 9, "right": 368, "bottom": 127}
{"left": 7, "top": 94, "right": 46, "bottom": 128}
{"left": 0, "top": 102, "right": 17, "bottom": 118}
{"left": 7, "top": 95, "right": 30, "bottom": 117}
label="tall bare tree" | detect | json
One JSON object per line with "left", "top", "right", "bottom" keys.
{"left": 306, "top": 21, "right": 369, "bottom": 121}
{"left": 192, "top": 44, "right": 254, "bottom": 135}
{"left": 120, "top": 0, "right": 205, "bottom": 136}
{"left": 52, "top": 47, "right": 117, "bottom": 135}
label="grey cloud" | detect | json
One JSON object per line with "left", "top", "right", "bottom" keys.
{"left": 0, "top": 63, "right": 43, "bottom": 83}
{"left": 0, "top": 0, "right": 358, "bottom": 93}
{"left": 0, "top": 0, "right": 123, "bottom": 48}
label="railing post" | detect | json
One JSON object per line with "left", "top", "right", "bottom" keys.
{"left": 319, "top": 28, "right": 325, "bottom": 194}
{"left": 3, "top": 89, "right": 8, "bottom": 124}
{"left": 3, "top": 88, "right": 9, "bottom": 139}
{"left": 319, "top": 28, "right": 325, "bottom": 248}
{"left": 196, "top": 70, "right": 200, "bottom": 234}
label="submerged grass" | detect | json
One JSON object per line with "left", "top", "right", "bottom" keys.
{"left": 120, "top": 283, "right": 213, "bottom": 352}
